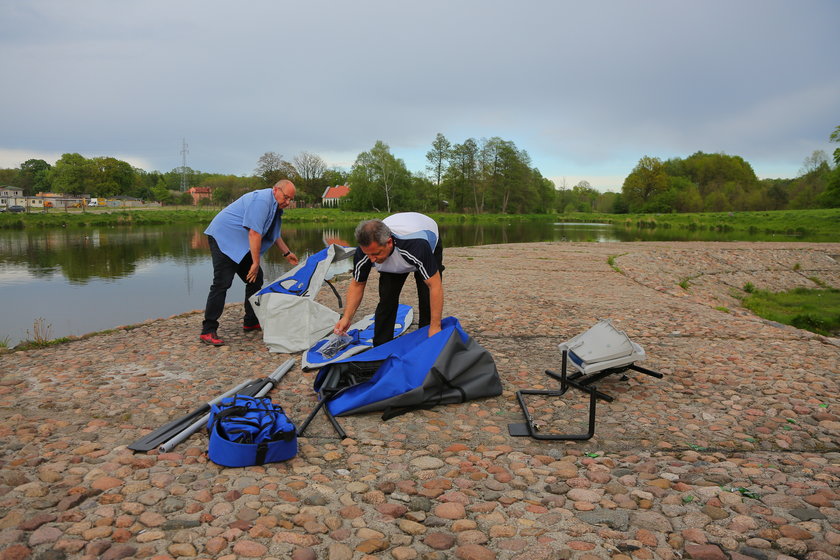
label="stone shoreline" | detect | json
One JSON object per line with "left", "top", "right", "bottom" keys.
{"left": 1, "top": 241, "right": 838, "bottom": 560}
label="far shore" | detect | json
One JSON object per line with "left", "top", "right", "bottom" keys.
{"left": 2, "top": 206, "right": 840, "bottom": 240}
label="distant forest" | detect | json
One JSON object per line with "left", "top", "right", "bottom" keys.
{"left": 3, "top": 125, "right": 838, "bottom": 213}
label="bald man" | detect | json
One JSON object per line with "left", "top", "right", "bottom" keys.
{"left": 200, "top": 180, "right": 299, "bottom": 346}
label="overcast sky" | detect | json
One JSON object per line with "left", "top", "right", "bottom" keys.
{"left": 1, "top": 0, "right": 838, "bottom": 192}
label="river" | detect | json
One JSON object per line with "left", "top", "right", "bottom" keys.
{"left": 0, "top": 221, "right": 811, "bottom": 347}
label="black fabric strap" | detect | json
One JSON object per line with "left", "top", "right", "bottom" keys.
{"left": 255, "top": 442, "right": 268, "bottom": 465}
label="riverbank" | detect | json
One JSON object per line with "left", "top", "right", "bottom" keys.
{"left": 2, "top": 207, "right": 840, "bottom": 241}
{"left": 1, "top": 241, "right": 838, "bottom": 560}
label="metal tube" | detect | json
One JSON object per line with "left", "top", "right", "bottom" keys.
{"left": 157, "top": 359, "right": 294, "bottom": 453}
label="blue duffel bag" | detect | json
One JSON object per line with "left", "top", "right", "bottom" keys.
{"left": 207, "top": 395, "right": 297, "bottom": 467}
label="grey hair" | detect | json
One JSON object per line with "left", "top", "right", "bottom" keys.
{"left": 355, "top": 219, "right": 391, "bottom": 246}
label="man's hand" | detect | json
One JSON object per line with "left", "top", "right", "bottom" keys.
{"left": 246, "top": 262, "right": 261, "bottom": 283}
{"left": 334, "top": 317, "right": 351, "bottom": 336}
{"left": 286, "top": 252, "right": 299, "bottom": 266}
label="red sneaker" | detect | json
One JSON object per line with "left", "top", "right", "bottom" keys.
{"left": 243, "top": 323, "right": 262, "bottom": 332}
{"left": 200, "top": 332, "right": 224, "bottom": 346}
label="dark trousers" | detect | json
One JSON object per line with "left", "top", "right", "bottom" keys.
{"left": 373, "top": 243, "right": 443, "bottom": 346}
{"left": 202, "top": 236, "right": 263, "bottom": 334}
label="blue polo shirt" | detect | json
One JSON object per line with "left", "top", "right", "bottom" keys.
{"left": 204, "top": 188, "right": 282, "bottom": 263}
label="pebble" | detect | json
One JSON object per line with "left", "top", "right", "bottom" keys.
{"left": 1, "top": 242, "right": 838, "bottom": 560}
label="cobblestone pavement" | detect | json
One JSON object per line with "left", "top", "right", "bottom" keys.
{"left": 1, "top": 242, "right": 838, "bottom": 560}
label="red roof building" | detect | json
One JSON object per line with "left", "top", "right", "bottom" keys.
{"left": 321, "top": 185, "right": 350, "bottom": 207}
{"left": 188, "top": 186, "right": 213, "bottom": 205}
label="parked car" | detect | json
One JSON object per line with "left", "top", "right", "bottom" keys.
{"left": 7, "top": 205, "right": 26, "bottom": 213}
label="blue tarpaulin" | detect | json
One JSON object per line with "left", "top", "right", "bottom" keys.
{"left": 313, "top": 317, "right": 502, "bottom": 417}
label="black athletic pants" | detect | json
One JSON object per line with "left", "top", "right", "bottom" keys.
{"left": 373, "top": 243, "right": 444, "bottom": 346}
{"left": 202, "top": 236, "right": 263, "bottom": 334}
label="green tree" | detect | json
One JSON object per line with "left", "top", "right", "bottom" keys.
{"left": 0, "top": 168, "right": 18, "bottom": 186}
{"left": 407, "top": 174, "right": 436, "bottom": 213}
{"left": 817, "top": 125, "right": 840, "bottom": 207}
{"left": 176, "top": 191, "right": 194, "bottom": 205}
{"left": 347, "top": 141, "right": 409, "bottom": 213}
{"left": 621, "top": 156, "right": 669, "bottom": 212}
{"left": 569, "top": 181, "right": 599, "bottom": 212}
{"left": 789, "top": 151, "right": 830, "bottom": 209}
{"left": 426, "top": 133, "right": 451, "bottom": 211}
{"left": 479, "top": 137, "right": 532, "bottom": 214}
{"left": 704, "top": 190, "right": 732, "bottom": 211}
{"left": 17, "top": 159, "right": 52, "bottom": 194}
{"left": 761, "top": 179, "right": 791, "bottom": 210}
{"left": 593, "top": 191, "right": 620, "bottom": 213}
{"left": 531, "top": 168, "right": 556, "bottom": 214}
{"left": 151, "top": 178, "right": 172, "bottom": 204}
{"left": 322, "top": 168, "right": 349, "bottom": 188}
{"left": 669, "top": 176, "right": 703, "bottom": 213}
{"left": 681, "top": 151, "right": 758, "bottom": 197}
{"left": 445, "top": 138, "right": 479, "bottom": 212}
{"left": 211, "top": 185, "right": 234, "bottom": 206}
{"left": 90, "top": 156, "right": 136, "bottom": 197}
{"left": 48, "top": 153, "right": 95, "bottom": 195}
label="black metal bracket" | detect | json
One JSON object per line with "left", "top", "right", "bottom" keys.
{"left": 508, "top": 350, "right": 598, "bottom": 440}
{"left": 296, "top": 392, "right": 348, "bottom": 439}
{"left": 562, "top": 361, "right": 663, "bottom": 402}
{"left": 297, "top": 362, "right": 383, "bottom": 440}
{"left": 508, "top": 349, "right": 664, "bottom": 441}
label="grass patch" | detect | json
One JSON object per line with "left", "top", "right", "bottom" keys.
{"left": 678, "top": 277, "right": 691, "bottom": 290}
{"left": 714, "top": 306, "right": 730, "bottom": 313}
{"left": 607, "top": 253, "right": 626, "bottom": 274}
{"left": 742, "top": 287, "right": 840, "bottom": 336}
{"left": 809, "top": 276, "right": 829, "bottom": 288}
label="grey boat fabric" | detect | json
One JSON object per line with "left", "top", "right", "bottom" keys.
{"left": 250, "top": 244, "right": 356, "bottom": 353}
{"left": 313, "top": 316, "right": 502, "bottom": 418}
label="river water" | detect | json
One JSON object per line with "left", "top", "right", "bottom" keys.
{"left": 0, "top": 221, "right": 811, "bottom": 347}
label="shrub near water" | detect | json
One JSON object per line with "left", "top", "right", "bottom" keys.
{"left": 742, "top": 287, "right": 840, "bottom": 336}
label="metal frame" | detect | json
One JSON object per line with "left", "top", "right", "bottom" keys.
{"left": 508, "top": 350, "right": 598, "bottom": 440}
{"left": 296, "top": 390, "right": 347, "bottom": 439}
{"left": 508, "top": 350, "right": 663, "bottom": 441}
{"left": 297, "top": 362, "right": 381, "bottom": 440}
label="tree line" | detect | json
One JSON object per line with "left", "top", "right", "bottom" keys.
{"left": 2, "top": 125, "right": 838, "bottom": 212}
{"left": 619, "top": 135, "right": 840, "bottom": 213}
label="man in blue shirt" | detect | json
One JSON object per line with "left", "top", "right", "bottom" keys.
{"left": 200, "top": 180, "right": 299, "bottom": 346}
{"left": 334, "top": 212, "right": 444, "bottom": 346}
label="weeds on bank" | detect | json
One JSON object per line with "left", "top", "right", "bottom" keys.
{"left": 14, "top": 318, "right": 63, "bottom": 350}
{"left": 809, "top": 276, "right": 829, "bottom": 288}
{"left": 742, "top": 287, "right": 840, "bottom": 336}
{"left": 607, "top": 254, "right": 626, "bottom": 274}
{"left": 28, "top": 318, "right": 52, "bottom": 345}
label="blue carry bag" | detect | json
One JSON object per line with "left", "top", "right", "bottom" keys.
{"left": 207, "top": 395, "right": 297, "bottom": 467}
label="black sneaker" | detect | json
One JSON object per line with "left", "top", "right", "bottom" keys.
{"left": 200, "top": 332, "right": 224, "bottom": 346}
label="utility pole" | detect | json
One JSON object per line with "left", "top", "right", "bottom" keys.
{"left": 180, "top": 138, "right": 189, "bottom": 192}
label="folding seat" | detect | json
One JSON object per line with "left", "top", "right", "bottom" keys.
{"left": 509, "top": 319, "right": 663, "bottom": 440}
